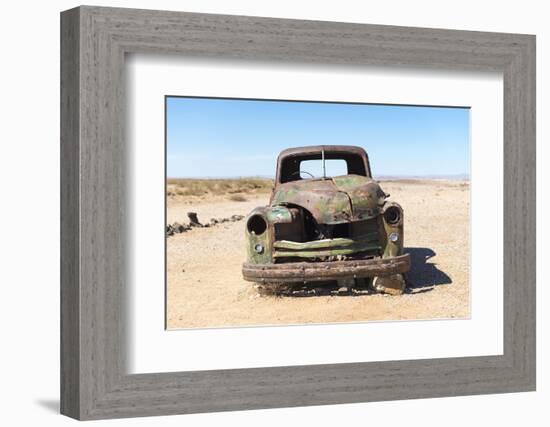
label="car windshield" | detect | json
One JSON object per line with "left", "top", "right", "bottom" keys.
{"left": 298, "top": 159, "right": 348, "bottom": 179}
{"left": 279, "top": 151, "right": 368, "bottom": 183}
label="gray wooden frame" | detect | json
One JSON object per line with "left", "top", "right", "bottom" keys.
{"left": 60, "top": 5, "right": 536, "bottom": 420}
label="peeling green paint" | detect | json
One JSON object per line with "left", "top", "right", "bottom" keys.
{"left": 271, "top": 174, "right": 387, "bottom": 224}
{"left": 265, "top": 206, "right": 293, "bottom": 223}
{"left": 273, "top": 233, "right": 379, "bottom": 250}
{"left": 273, "top": 243, "right": 382, "bottom": 259}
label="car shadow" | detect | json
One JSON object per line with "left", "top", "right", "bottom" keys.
{"left": 404, "top": 247, "right": 452, "bottom": 291}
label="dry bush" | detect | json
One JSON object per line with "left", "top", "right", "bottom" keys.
{"left": 167, "top": 178, "right": 273, "bottom": 198}
{"left": 228, "top": 194, "right": 247, "bottom": 202}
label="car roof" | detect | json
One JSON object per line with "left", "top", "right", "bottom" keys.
{"left": 275, "top": 145, "right": 372, "bottom": 183}
{"left": 277, "top": 145, "right": 368, "bottom": 159}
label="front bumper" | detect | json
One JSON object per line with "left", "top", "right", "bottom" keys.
{"left": 242, "top": 253, "right": 410, "bottom": 283}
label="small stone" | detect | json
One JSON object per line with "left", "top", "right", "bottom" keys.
{"left": 187, "top": 212, "right": 202, "bottom": 227}
{"left": 172, "top": 222, "right": 185, "bottom": 233}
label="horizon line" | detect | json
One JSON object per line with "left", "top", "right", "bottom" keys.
{"left": 167, "top": 173, "right": 470, "bottom": 180}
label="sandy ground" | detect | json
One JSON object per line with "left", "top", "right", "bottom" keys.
{"left": 166, "top": 180, "right": 470, "bottom": 329}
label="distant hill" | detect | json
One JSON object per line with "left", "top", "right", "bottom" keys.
{"left": 167, "top": 174, "right": 470, "bottom": 182}
{"left": 376, "top": 174, "right": 469, "bottom": 181}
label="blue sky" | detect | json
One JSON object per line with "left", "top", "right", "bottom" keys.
{"left": 166, "top": 97, "right": 470, "bottom": 179}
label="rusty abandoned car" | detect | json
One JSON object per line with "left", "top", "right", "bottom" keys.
{"left": 242, "top": 145, "right": 411, "bottom": 295}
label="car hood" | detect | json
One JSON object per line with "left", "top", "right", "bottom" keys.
{"left": 270, "top": 174, "right": 386, "bottom": 224}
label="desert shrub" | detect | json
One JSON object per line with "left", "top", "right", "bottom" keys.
{"left": 228, "top": 194, "right": 247, "bottom": 202}
{"left": 167, "top": 178, "right": 273, "bottom": 197}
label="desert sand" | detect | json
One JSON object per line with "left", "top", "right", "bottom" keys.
{"left": 166, "top": 179, "right": 470, "bottom": 329}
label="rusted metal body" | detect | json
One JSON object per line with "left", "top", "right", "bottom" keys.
{"left": 242, "top": 145, "right": 410, "bottom": 295}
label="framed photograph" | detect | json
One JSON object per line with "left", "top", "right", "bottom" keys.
{"left": 61, "top": 6, "right": 535, "bottom": 420}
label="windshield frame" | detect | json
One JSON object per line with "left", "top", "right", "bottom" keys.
{"left": 275, "top": 146, "right": 372, "bottom": 184}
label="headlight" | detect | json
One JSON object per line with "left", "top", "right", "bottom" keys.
{"left": 388, "top": 232, "right": 399, "bottom": 243}
{"left": 247, "top": 214, "right": 267, "bottom": 235}
{"left": 383, "top": 205, "right": 402, "bottom": 225}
